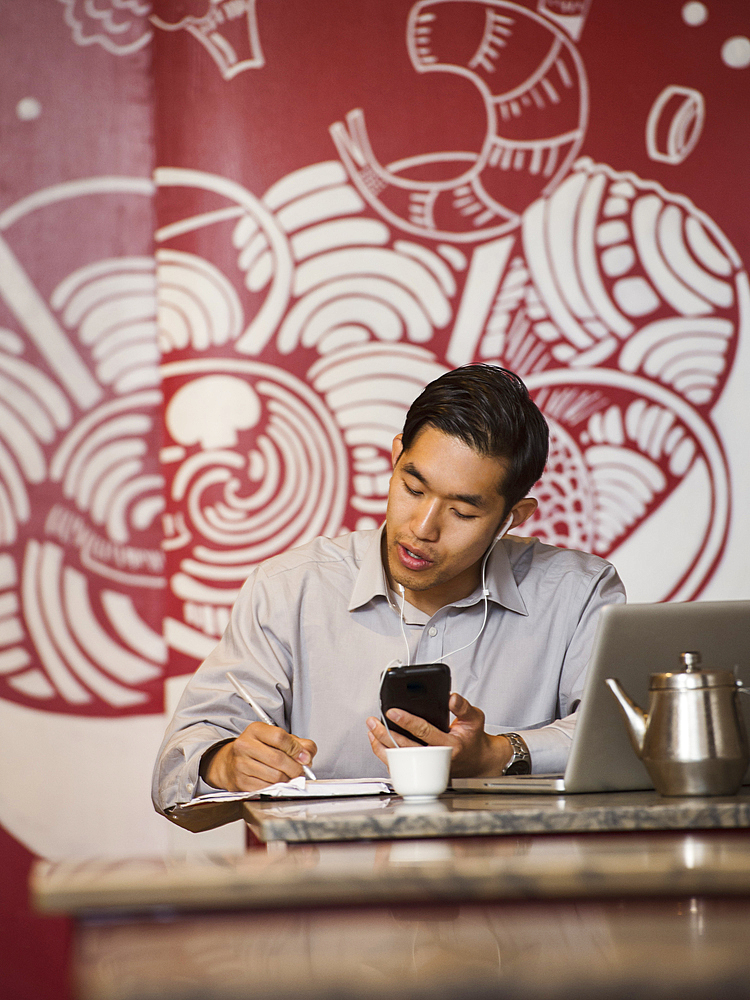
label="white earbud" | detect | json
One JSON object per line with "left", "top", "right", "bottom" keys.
{"left": 496, "top": 513, "right": 513, "bottom": 541}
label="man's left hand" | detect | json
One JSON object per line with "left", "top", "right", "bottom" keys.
{"left": 366, "top": 692, "right": 514, "bottom": 778}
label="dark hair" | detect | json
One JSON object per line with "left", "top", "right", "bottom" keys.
{"left": 401, "top": 364, "right": 548, "bottom": 513}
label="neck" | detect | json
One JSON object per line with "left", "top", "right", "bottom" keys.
{"left": 396, "top": 565, "right": 484, "bottom": 618}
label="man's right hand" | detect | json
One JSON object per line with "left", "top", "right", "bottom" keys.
{"left": 200, "top": 722, "right": 317, "bottom": 793}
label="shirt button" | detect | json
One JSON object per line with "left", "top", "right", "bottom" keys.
{"left": 187, "top": 783, "right": 194, "bottom": 794}
{"left": 428, "top": 626, "right": 438, "bottom": 637}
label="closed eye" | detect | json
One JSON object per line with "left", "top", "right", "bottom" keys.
{"left": 453, "top": 509, "right": 477, "bottom": 520}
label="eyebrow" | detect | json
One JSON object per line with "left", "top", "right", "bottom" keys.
{"left": 401, "top": 461, "right": 489, "bottom": 509}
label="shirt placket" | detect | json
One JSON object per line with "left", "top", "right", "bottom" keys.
{"left": 414, "top": 610, "right": 447, "bottom": 662}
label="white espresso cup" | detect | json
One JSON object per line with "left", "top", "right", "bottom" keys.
{"left": 385, "top": 745, "right": 453, "bottom": 800}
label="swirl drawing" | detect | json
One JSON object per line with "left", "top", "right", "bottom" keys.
{"left": 0, "top": 180, "right": 166, "bottom": 715}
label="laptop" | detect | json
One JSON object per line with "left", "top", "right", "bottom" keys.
{"left": 452, "top": 600, "right": 750, "bottom": 794}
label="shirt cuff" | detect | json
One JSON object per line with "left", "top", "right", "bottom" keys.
{"left": 516, "top": 715, "right": 576, "bottom": 775}
{"left": 152, "top": 725, "right": 238, "bottom": 814}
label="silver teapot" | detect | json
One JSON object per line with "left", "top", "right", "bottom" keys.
{"left": 606, "top": 651, "right": 749, "bottom": 796}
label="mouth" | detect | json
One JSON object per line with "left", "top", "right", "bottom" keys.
{"left": 396, "top": 542, "right": 434, "bottom": 571}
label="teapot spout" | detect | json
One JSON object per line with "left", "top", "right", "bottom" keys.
{"left": 605, "top": 678, "right": 648, "bottom": 757}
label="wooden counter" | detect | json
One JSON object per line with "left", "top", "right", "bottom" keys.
{"left": 34, "top": 827, "right": 750, "bottom": 916}
{"left": 70, "top": 896, "right": 750, "bottom": 1000}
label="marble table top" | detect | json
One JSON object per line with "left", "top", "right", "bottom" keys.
{"left": 242, "top": 787, "right": 750, "bottom": 843}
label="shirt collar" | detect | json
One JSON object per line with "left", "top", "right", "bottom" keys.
{"left": 348, "top": 525, "right": 528, "bottom": 617}
{"left": 348, "top": 525, "right": 392, "bottom": 611}
{"left": 483, "top": 540, "right": 528, "bottom": 616}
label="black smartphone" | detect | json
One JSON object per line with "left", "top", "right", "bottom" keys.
{"left": 380, "top": 662, "right": 451, "bottom": 745}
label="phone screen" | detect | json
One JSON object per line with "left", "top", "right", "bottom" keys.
{"left": 380, "top": 662, "right": 451, "bottom": 744}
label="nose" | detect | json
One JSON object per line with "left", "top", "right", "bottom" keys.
{"left": 411, "top": 498, "right": 440, "bottom": 541}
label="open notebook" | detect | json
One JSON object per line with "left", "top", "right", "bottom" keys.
{"left": 452, "top": 600, "right": 750, "bottom": 794}
{"left": 173, "top": 777, "right": 391, "bottom": 810}
{"left": 167, "top": 777, "right": 393, "bottom": 831}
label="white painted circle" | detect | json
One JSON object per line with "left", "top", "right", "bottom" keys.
{"left": 682, "top": 3, "right": 708, "bottom": 27}
{"left": 16, "top": 97, "right": 41, "bottom": 121}
{"left": 722, "top": 36, "right": 750, "bottom": 69}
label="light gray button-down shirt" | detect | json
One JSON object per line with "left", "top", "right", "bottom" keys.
{"left": 152, "top": 527, "right": 625, "bottom": 815}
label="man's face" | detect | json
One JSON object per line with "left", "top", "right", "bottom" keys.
{"left": 384, "top": 425, "right": 514, "bottom": 615}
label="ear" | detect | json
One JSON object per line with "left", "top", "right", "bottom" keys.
{"left": 507, "top": 497, "right": 538, "bottom": 531}
{"left": 391, "top": 434, "right": 404, "bottom": 468}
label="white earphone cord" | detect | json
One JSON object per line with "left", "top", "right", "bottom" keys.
{"left": 399, "top": 582, "right": 410, "bottom": 665}
{"left": 440, "top": 516, "right": 509, "bottom": 659}
{"left": 398, "top": 513, "right": 513, "bottom": 664}
{"left": 381, "top": 515, "right": 513, "bottom": 745}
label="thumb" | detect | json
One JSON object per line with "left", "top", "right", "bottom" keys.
{"left": 449, "top": 693, "right": 485, "bottom": 728}
{"left": 297, "top": 738, "right": 317, "bottom": 764}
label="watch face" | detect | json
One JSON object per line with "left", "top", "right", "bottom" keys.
{"left": 505, "top": 759, "right": 532, "bottom": 775}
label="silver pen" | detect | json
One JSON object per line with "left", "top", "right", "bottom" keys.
{"left": 226, "top": 671, "right": 317, "bottom": 780}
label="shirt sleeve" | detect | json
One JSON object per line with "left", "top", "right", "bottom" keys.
{"left": 515, "top": 559, "right": 626, "bottom": 774}
{"left": 151, "top": 564, "right": 295, "bottom": 817}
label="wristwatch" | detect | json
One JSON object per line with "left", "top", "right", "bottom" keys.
{"left": 501, "top": 732, "right": 531, "bottom": 775}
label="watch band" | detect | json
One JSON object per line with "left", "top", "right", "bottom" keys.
{"left": 502, "top": 732, "right": 531, "bottom": 775}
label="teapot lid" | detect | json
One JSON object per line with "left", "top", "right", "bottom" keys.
{"left": 650, "top": 650, "right": 737, "bottom": 690}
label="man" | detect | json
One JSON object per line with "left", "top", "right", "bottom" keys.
{"left": 153, "top": 365, "right": 624, "bottom": 817}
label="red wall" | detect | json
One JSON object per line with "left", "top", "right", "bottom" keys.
{"left": 2, "top": 2, "right": 749, "bottom": 995}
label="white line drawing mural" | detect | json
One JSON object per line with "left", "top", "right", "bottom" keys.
{"left": 156, "top": 167, "right": 450, "bottom": 657}
{"left": 151, "top": 0, "right": 264, "bottom": 78}
{"left": 59, "top": 0, "right": 264, "bottom": 77}
{"left": 14, "top": 1, "right": 748, "bottom": 683}
{"left": 512, "top": 158, "right": 741, "bottom": 390}
{"left": 161, "top": 360, "right": 351, "bottom": 653}
{"left": 153, "top": 0, "right": 746, "bottom": 662}
{"left": 536, "top": 0, "right": 592, "bottom": 41}
{"left": 721, "top": 35, "right": 750, "bottom": 70}
{"left": 527, "top": 368, "right": 731, "bottom": 602}
{"left": 331, "top": 0, "right": 588, "bottom": 242}
{"left": 156, "top": 159, "right": 743, "bottom": 652}
{"left": 646, "top": 86, "right": 705, "bottom": 165}
{"left": 0, "top": 179, "right": 167, "bottom": 714}
{"left": 57, "top": 0, "right": 153, "bottom": 55}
